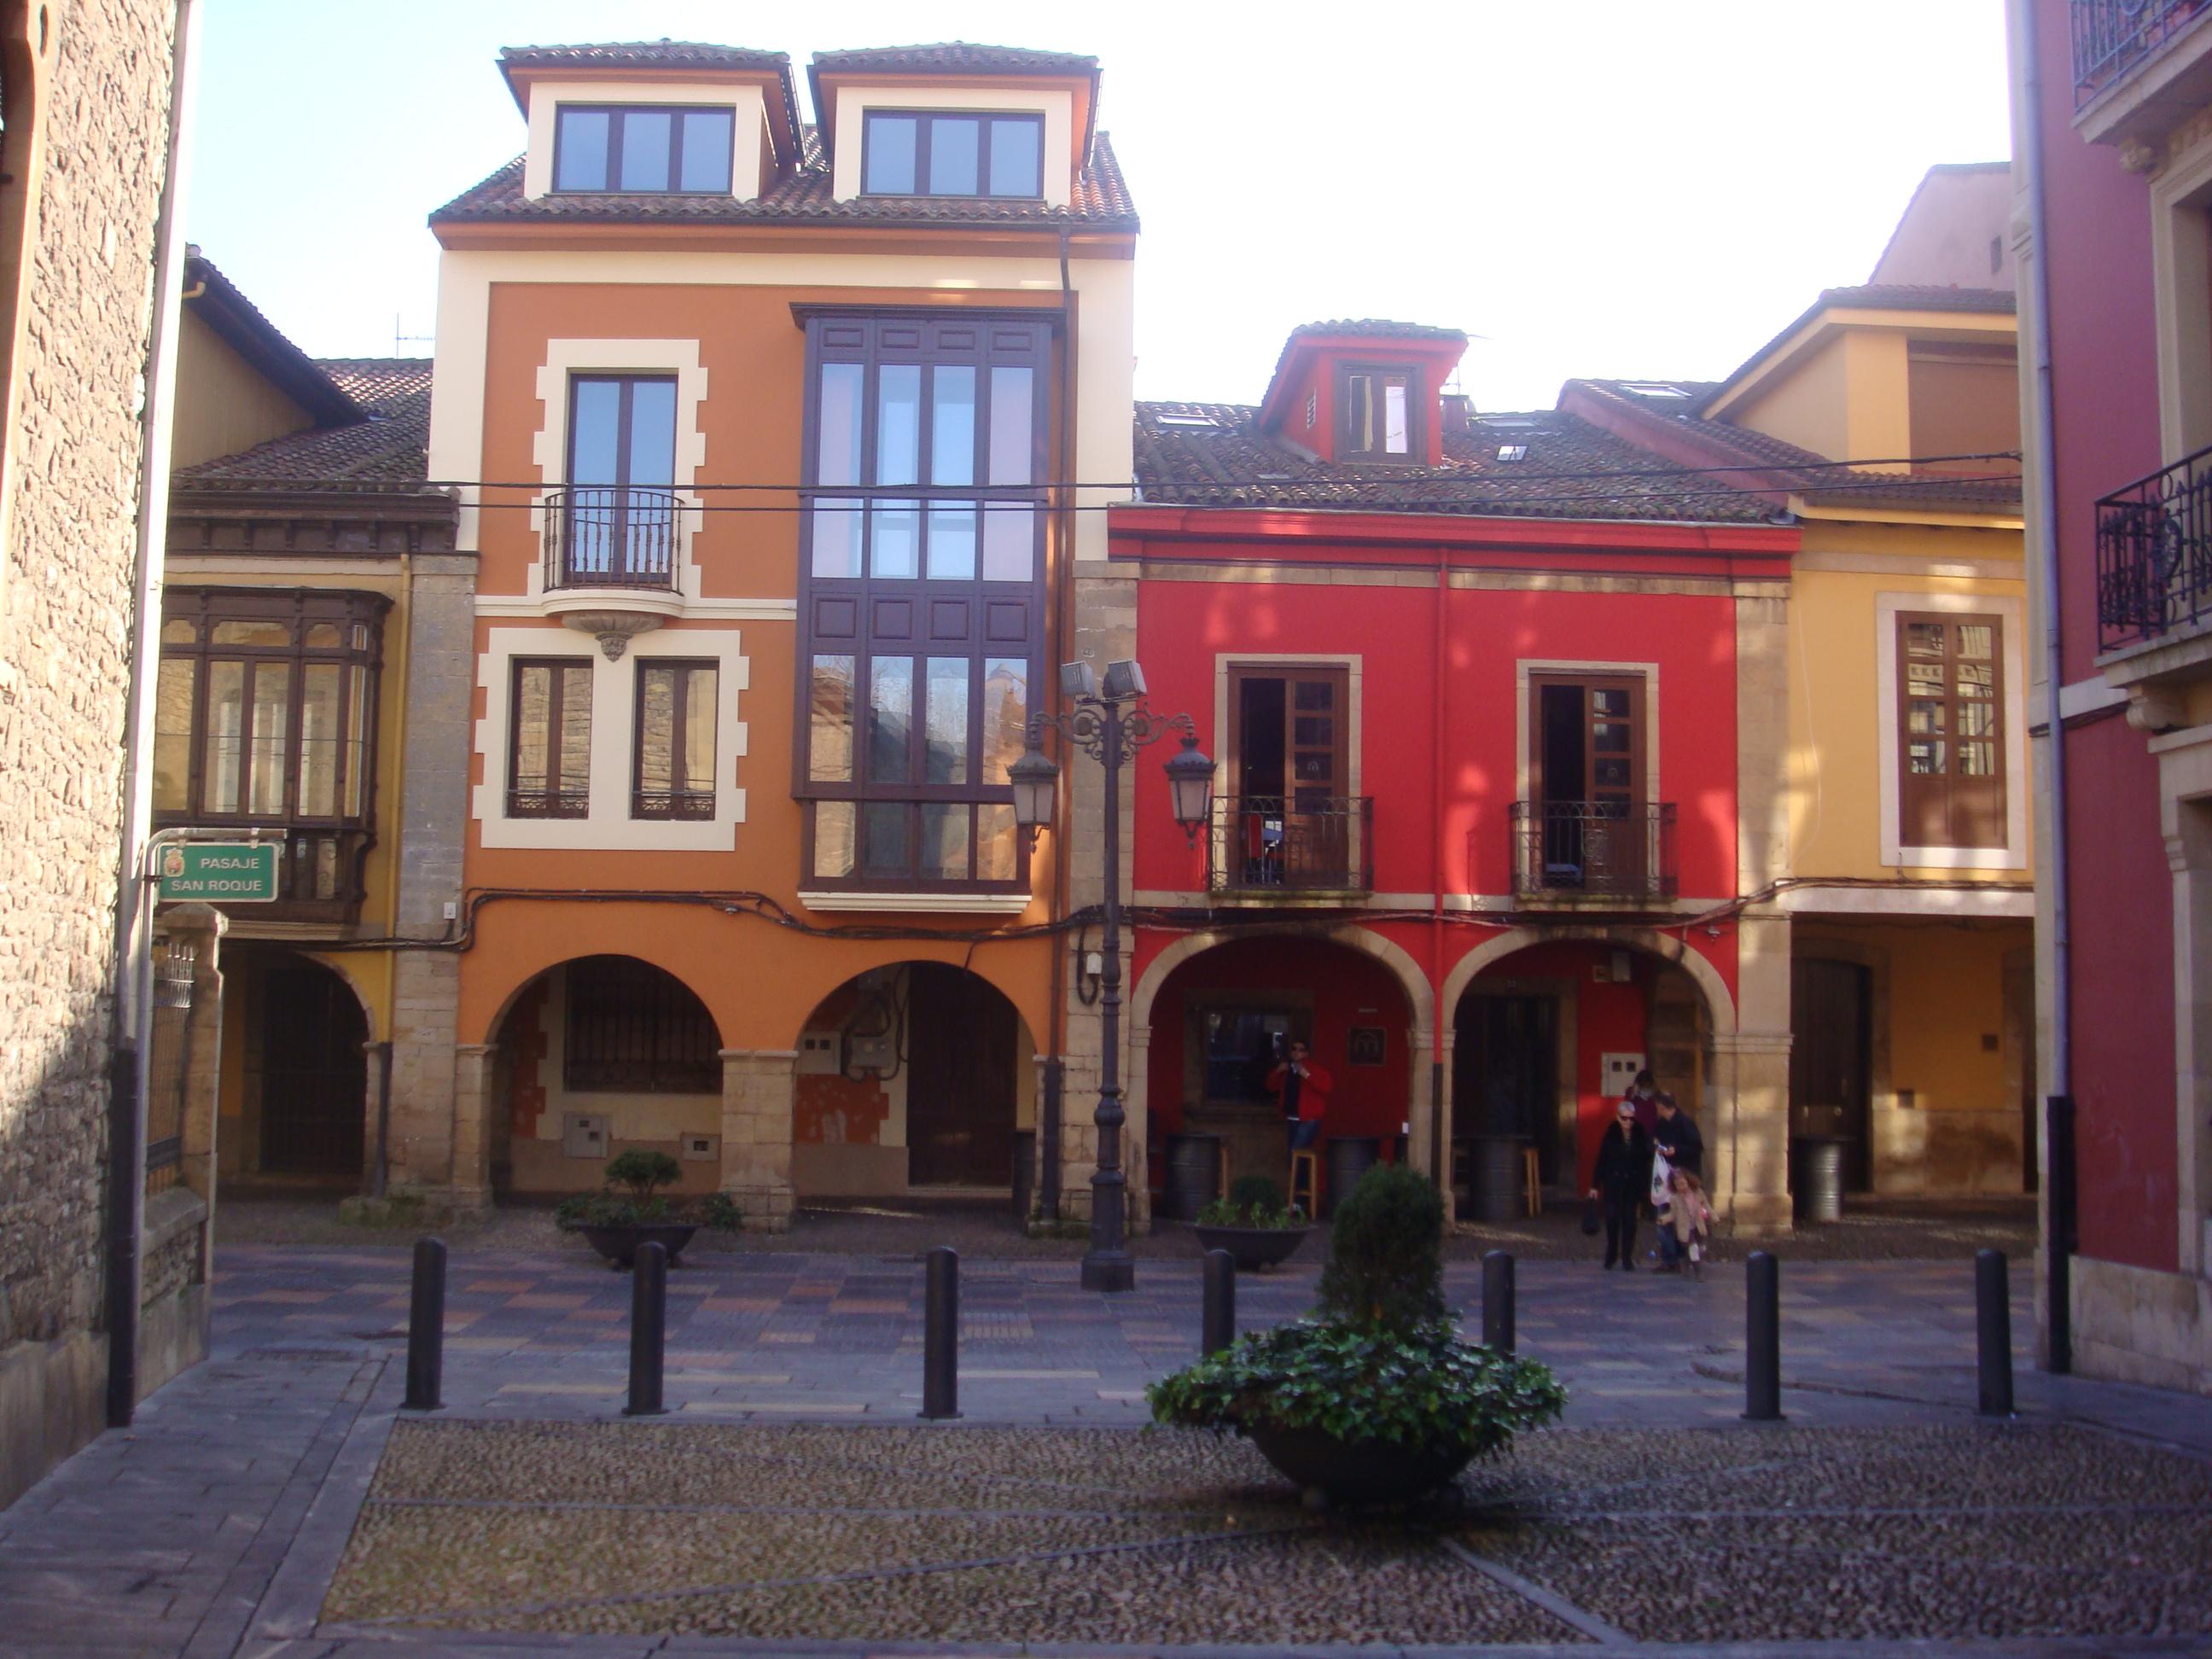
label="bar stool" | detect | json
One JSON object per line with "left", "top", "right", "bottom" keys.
{"left": 1522, "top": 1145, "right": 1543, "bottom": 1218}
{"left": 1289, "top": 1149, "right": 1321, "bottom": 1218}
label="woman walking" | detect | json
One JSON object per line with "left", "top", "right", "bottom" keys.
{"left": 1589, "top": 1098, "right": 1652, "bottom": 1272}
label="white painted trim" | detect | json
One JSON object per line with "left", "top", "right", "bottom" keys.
{"left": 1777, "top": 884, "right": 2034, "bottom": 918}
{"left": 472, "top": 624, "right": 752, "bottom": 851}
{"left": 797, "top": 890, "right": 1033, "bottom": 915}
{"left": 521, "top": 79, "right": 767, "bottom": 204}
{"left": 829, "top": 86, "right": 1074, "bottom": 208}
{"left": 523, "top": 339, "right": 710, "bottom": 606}
{"left": 476, "top": 595, "right": 797, "bottom": 621}
{"left": 1873, "top": 592, "right": 2029, "bottom": 870}
{"left": 1512, "top": 659, "right": 1662, "bottom": 805}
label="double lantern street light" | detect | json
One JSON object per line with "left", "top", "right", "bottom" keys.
{"left": 1010, "top": 659, "right": 1214, "bottom": 1292}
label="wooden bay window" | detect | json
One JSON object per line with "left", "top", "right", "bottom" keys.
{"left": 1898, "top": 612, "right": 2006, "bottom": 849}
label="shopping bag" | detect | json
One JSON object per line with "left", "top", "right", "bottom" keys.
{"left": 1649, "top": 1151, "right": 1673, "bottom": 1209}
{"left": 1579, "top": 1196, "right": 1602, "bottom": 1237}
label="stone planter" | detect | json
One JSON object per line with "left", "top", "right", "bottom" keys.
{"left": 1191, "top": 1223, "right": 1311, "bottom": 1272}
{"left": 577, "top": 1222, "right": 698, "bottom": 1270}
{"left": 1247, "top": 1423, "right": 1473, "bottom": 1506}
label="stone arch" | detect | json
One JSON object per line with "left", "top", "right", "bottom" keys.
{"left": 293, "top": 947, "right": 381, "bottom": 1043}
{"left": 1440, "top": 923, "right": 1737, "bottom": 1038}
{"left": 1132, "top": 921, "right": 1435, "bottom": 1045}
{"left": 475, "top": 942, "right": 723, "bottom": 1050}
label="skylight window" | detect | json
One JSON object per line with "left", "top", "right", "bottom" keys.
{"left": 1496, "top": 444, "right": 1529, "bottom": 463}
{"left": 1154, "top": 412, "right": 1218, "bottom": 428}
{"left": 1619, "top": 381, "right": 1691, "bottom": 399}
{"left": 1481, "top": 416, "right": 1540, "bottom": 430}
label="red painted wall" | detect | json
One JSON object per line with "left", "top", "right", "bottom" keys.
{"left": 1144, "top": 936, "right": 1412, "bottom": 1143}
{"left": 2034, "top": 0, "right": 2183, "bottom": 1275}
{"left": 1124, "top": 552, "right": 1741, "bottom": 902}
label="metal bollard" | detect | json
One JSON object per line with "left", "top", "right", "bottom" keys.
{"left": 922, "top": 1246, "right": 960, "bottom": 1420}
{"left": 1976, "top": 1248, "right": 2015, "bottom": 1417}
{"left": 403, "top": 1237, "right": 445, "bottom": 1412}
{"left": 1481, "top": 1249, "right": 1516, "bottom": 1354}
{"left": 1743, "top": 1249, "right": 1783, "bottom": 1421}
{"left": 625, "top": 1242, "right": 668, "bottom": 1417}
{"left": 1202, "top": 1249, "right": 1237, "bottom": 1354}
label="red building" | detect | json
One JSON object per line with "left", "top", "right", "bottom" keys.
{"left": 1080, "top": 323, "right": 1801, "bottom": 1222}
{"left": 2011, "top": 0, "right": 2212, "bottom": 1393}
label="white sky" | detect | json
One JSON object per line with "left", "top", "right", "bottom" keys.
{"left": 185, "top": 0, "right": 2012, "bottom": 413}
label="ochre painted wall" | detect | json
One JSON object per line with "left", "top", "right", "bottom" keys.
{"left": 170, "top": 309, "right": 317, "bottom": 470}
{"left": 1732, "top": 333, "right": 1853, "bottom": 462}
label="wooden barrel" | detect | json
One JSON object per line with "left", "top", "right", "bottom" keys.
{"left": 1161, "top": 1133, "right": 1223, "bottom": 1220}
{"left": 1467, "top": 1135, "right": 1527, "bottom": 1223}
{"left": 1324, "top": 1136, "right": 1383, "bottom": 1218}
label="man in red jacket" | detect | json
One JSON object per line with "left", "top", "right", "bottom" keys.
{"left": 1267, "top": 1039, "right": 1331, "bottom": 1155}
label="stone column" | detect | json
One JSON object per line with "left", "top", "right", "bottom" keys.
{"left": 157, "top": 904, "right": 226, "bottom": 1283}
{"left": 1125, "top": 1022, "right": 1152, "bottom": 1229}
{"left": 449, "top": 1043, "right": 497, "bottom": 1213}
{"left": 1417, "top": 1025, "right": 1454, "bottom": 1220}
{"left": 719, "top": 1048, "right": 798, "bottom": 1232}
{"left": 386, "top": 951, "right": 460, "bottom": 1194}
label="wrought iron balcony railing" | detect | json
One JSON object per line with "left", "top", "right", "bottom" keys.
{"left": 2095, "top": 441, "right": 2212, "bottom": 649}
{"left": 542, "top": 486, "right": 681, "bottom": 592}
{"left": 1510, "top": 800, "right": 1677, "bottom": 902}
{"left": 632, "top": 789, "right": 714, "bottom": 821}
{"left": 1208, "top": 795, "right": 1373, "bottom": 894}
{"left": 2074, "top": 0, "right": 2212, "bottom": 107}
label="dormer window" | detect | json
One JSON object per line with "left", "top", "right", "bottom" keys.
{"left": 861, "top": 110, "right": 1045, "bottom": 199}
{"left": 553, "top": 104, "right": 736, "bottom": 194}
{"left": 1340, "top": 367, "right": 1417, "bottom": 462}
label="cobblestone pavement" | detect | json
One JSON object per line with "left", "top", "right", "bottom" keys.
{"left": 0, "top": 1243, "right": 2207, "bottom": 1658}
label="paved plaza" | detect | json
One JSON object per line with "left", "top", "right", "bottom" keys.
{"left": 1, "top": 1239, "right": 2209, "bottom": 1656}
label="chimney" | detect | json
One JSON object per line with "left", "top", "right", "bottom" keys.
{"left": 1439, "top": 393, "right": 1476, "bottom": 436}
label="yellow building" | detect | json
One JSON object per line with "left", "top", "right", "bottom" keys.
{"left": 1563, "top": 164, "right": 2034, "bottom": 1201}
{"left": 160, "top": 250, "right": 463, "bottom": 1193}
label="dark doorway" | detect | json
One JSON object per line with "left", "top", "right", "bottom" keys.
{"left": 259, "top": 958, "right": 368, "bottom": 1175}
{"left": 1790, "top": 957, "right": 1872, "bottom": 1190}
{"left": 905, "top": 963, "right": 1017, "bottom": 1187}
{"left": 1453, "top": 992, "right": 1562, "bottom": 1186}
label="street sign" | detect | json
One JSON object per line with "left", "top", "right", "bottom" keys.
{"left": 153, "top": 841, "right": 278, "bottom": 903}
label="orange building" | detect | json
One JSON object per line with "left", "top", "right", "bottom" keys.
{"left": 418, "top": 42, "right": 1135, "bottom": 1223}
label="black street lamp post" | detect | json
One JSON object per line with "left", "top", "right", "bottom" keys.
{"left": 1012, "top": 659, "right": 1213, "bottom": 1292}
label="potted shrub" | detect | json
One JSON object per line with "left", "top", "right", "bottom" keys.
{"left": 554, "top": 1149, "right": 742, "bottom": 1269}
{"left": 1150, "top": 1162, "right": 1564, "bottom": 1506}
{"left": 1192, "top": 1174, "right": 1312, "bottom": 1272}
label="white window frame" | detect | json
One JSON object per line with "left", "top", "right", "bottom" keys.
{"left": 1874, "top": 591, "right": 2028, "bottom": 870}
{"left": 473, "top": 624, "right": 750, "bottom": 851}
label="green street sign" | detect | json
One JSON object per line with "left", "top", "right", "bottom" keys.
{"left": 154, "top": 841, "right": 278, "bottom": 903}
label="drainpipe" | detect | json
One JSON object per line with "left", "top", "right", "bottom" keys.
{"left": 2017, "top": 0, "right": 2075, "bottom": 1371}
{"left": 106, "top": 0, "right": 201, "bottom": 1428}
{"left": 1043, "top": 227, "right": 1079, "bottom": 1222}
{"left": 1430, "top": 544, "right": 1449, "bottom": 1196}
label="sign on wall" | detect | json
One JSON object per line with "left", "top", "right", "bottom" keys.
{"left": 153, "top": 841, "right": 277, "bottom": 903}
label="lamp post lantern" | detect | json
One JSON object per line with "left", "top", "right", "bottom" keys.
{"left": 1014, "top": 658, "right": 1212, "bottom": 1291}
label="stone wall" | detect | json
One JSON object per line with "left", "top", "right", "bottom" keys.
{"left": 0, "top": 0, "right": 183, "bottom": 1509}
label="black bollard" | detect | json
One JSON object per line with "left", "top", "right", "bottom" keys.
{"left": 625, "top": 1242, "right": 667, "bottom": 1417}
{"left": 1744, "top": 1249, "right": 1783, "bottom": 1421}
{"left": 403, "top": 1237, "right": 445, "bottom": 1412}
{"left": 1202, "top": 1249, "right": 1237, "bottom": 1354}
{"left": 1481, "top": 1249, "right": 1516, "bottom": 1354}
{"left": 922, "top": 1246, "right": 960, "bottom": 1420}
{"left": 1976, "top": 1248, "right": 2014, "bottom": 1417}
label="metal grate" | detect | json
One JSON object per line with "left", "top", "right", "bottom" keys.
{"left": 1508, "top": 800, "right": 1678, "bottom": 901}
{"left": 2073, "top": 0, "right": 2212, "bottom": 107}
{"left": 1206, "top": 795, "right": 1373, "bottom": 893}
{"left": 2095, "top": 440, "right": 2212, "bottom": 649}
{"left": 542, "top": 486, "right": 682, "bottom": 591}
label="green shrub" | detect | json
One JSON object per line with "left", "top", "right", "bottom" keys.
{"left": 1317, "top": 1162, "right": 1445, "bottom": 1333}
{"left": 1196, "top": 1196, "right": 1300, "bottom": 1229}
{"left": 700, "top": 1191, "right": 743, "bottom": 1232}
{"left": 1228, "top": 1174, "right": 1284, "bottom": 1214}
{"left": 604, "top": 1148, "right": 683, "bottom": 1201}
{"left": 1147, "top": 1318, "right": 1564, "bottom": 1458}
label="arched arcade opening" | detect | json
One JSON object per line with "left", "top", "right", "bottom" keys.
{"left": 218, "top": 946, "right": 370, "bottom": 1183}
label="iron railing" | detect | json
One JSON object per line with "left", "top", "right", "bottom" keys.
{"left": 2074, "top": 0, "right": 2212, "bottom": 107}
{"left": 506, "top": 787, "right": 590, "bottom": 820}
{"left": 632, "top": 788, "right": 714, "bottom": 821}
{"left": 543, "top": 486, "right": 681, "bottom": 591}
{"left": 2096, "top": 441, "right": 2212, "bottom": 649}
{"left": 1208, "top": 795, "right": 1373, "bottom": 893}
{"left": 1510, "top": 800, "right": 1678, "bottom": 901}
{"left": 145, "top": 937, "right": 194, "bottom": 1196}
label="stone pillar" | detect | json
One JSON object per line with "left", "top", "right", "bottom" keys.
{"left": 386, "top": 950, "right": 460, "bottom": 1194}
{"left": 449, "top": 1043, "right": 497, "bottom": 1213}
{"left": 1418, "top": 1026, "right": 1454, "bottom": 1220}
{"left": 1126, "top": 1022, "right": 1152, "bottom": 1229}
{"left": 1714, "top": 908, "right": 1793, "bottom": 1229}
{"left": 157, "top": 904, "right": 226, "bottom": 1282}
{"left": 719, "top": 1048, "right": 798, "bottom": 1232}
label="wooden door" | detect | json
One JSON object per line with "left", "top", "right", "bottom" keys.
{"left": 1898, "top": 613, "right": 2005, "bottom": 850}
{"left": 905, "top": 963, "right": 1016, "bottom": 1186}
{"left": 1452, "top": 994, "right": 1560, "bottom": 1185}
{"left": 1530, "top": 675, "right": 1644, "bottom": 889}
{"left": 259, "top": 960, "right": 368, "bottom": 1175}
{"left": 1230, "top": 667, "right": 1350, "bottom": 886}
{"left": 1790, "top": 957, "right": 1871, "bottom": 1189}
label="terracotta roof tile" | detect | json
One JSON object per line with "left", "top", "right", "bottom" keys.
{"left": 174, "top": 358, "right": 434, "bottom": 492}
{"left": 810, "top": 43, "right": 1097, "bottom": 74}
{"left": 430, "top": 126, "right": 1136, "bottom": 232}
{"left": 499, "top": 41, "right": 789, "bottom": 72}
{"left": 1132, "top": 401, "right": 1784, "bottom": 525}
